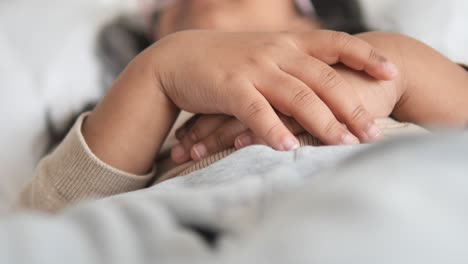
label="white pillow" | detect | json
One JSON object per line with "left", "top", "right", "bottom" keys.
{"left": 361, "top": 0, "right": 468, "bottom": 64}
{"left": 0, "top": 0, "right": 136, "bottom": 214}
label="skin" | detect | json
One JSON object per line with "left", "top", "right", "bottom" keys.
{"left": 82, "top": 0, "right": 468, "bottom": 175}
{"left": 83, "top": 30, "right": 396, "bottom": 174}
{"left": 174, "top": 32, "right": 468, "bottom": 163}
{"left": 153, "top": 0, "right": 388, "bottom": 162}
{"left": 152, "top": 0, "right": 468, "bottom": 163}
{"left": 155, "top": 0, "right": 322, "bottom": 37}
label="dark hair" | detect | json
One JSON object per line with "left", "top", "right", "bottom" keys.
{"left": 312, "top": 0, "right": 368, "bottom": 34}
{"left": 45, "top": 0, "right": 367, "bottom": 153}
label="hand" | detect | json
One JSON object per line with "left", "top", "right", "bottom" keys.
{"left": 171, "top": 61, "right": 403, "bottom": 163}
{"left": 148, "top": 30, "right": 397, "bottom": 152}
{"left": 171, "top": 114, "right": 305, "bottom": 163}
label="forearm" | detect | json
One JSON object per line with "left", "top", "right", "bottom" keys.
{"left": 15, "top": 113, "right": 155, "bottom": 212}
{"left": 83, "top": 49, "right": 179, "bottom": 175}
{"left": 357, "top": 32, "right": 468, "bottom": 127}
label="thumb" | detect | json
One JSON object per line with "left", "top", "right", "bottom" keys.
{"left": 294, "top": 31, "right": 398, "bottom": 80}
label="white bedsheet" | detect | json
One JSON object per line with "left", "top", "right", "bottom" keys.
{"left": 361, "top": 0, "right": 468, "bottom": 63}
{"left": 0, "top": 0, "right": 467, "bottom": 215}
{"left": 0, "top": 0, "right": 137, "bottom": 214}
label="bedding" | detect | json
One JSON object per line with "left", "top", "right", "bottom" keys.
{"left": 16, "top": 112, "right": 426, "bottom": 212}
{"left": 4, "top": 133, "right": 468, "bottom": 263}
{"left": 0, "top": 0, "right": 467, "bottom": 215}
{"left": 0, "top": 0, "right": 137, "bottom": 214}
{"left": 361, "top": 0, "right": 468, "bottom": 64}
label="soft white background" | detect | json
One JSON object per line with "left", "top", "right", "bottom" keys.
{"left": 0, "top": 0, "right": 467, "bottom": 214}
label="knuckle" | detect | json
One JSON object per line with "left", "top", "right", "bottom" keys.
{"left": 290, "top": 55, "right": 310, "bottom": 77}
{"left": 259, "top": 40, "right": 280, "bottom": 53}
{"left": 319, "top": 68, "right": 342, "bottom": 90}
{"left": 337, "top": 32, "right": 353, "bottom": 50}
{"left": 323, "top": 119, "right": 342, "bottom": 137}
{"left": 260, "top": 35, "right": 293, "bottom": 53}
{"left": 243, "top": 99, "right": 269, "bottom": 120}
{"left": 290, "top": 88, "right": 318, "bottom": 110}
{"left": 326, "top": 31, "right": 353, "bottom": 63}
{"left": 246, "top": 55, "right": 266, "bottom": 68}
{"left": 276, "top": 33, "right": 296, "bottom": 47}
{"left": 350, "top": 105, "right": 369, "bottom": 122}
{"left": 264, "top": 122, "right": 283, "bottom": 139}
{"left": 213, "top": 133, "right": 229, "bottom": 150}
{"left": 331, "top": 31, "right": 352, "bottom": 46}
{"left": 221, "top": 71, "right": 244, "bottom": 85}
{"left": 190, "top": 126, "right": 203, "bottom": 142}
{"left": 368, "top": 48, "right": 384, "bottom": 63}
{"left": 332, "top": 31, "right": 349, "bottom": 38}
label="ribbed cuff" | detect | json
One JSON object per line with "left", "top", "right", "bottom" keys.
{"left": 46, "top": 113, "right": 155, "bottom": 202}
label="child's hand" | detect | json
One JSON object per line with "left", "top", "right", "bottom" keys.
{"left": 171, "top": 61, "right": 402, "bottom": 163}
{"left": 80, "top": 31, "right": 468, "bottom": 175}
{"left": 171, "top": 113, "right": 304, "bottom": 162}
{"left": 148, "top": 30, "right": 396, "bottom": 151}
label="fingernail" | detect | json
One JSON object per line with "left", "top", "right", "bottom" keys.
{"left": 172, "top": 144, "right": 186, "bottom": 161}
{"left": 281, "top": 137, "right": 300, "bottom": 151}
{"left": 366, "top": 123, "right": 382, "bottom": 141}
{"left": 384, "top": 62, "right": 398, "bottom": 78}
{"left": 235, "top": 134, "right": 253, "bottom": 149}
{"left": 192, "top": 143, "right": 208, "bottom": 160}
{"left": 341, "top": 133, "right": 360, "bottom": 145}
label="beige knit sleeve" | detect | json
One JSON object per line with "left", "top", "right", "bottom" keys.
{"left": 15, "top": 113, "right": 155, "bottom": 212}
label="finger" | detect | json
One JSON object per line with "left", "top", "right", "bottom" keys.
{"left": 172, "top": 115, "right": 229, "bottom": 163}
{"left": 175, "top": 114, "right": 201, "bottom": 140}
{"left": 171, "top": 143, "right": 191, "bottom": 164}
{"left": 184, "top": 114, "right": 230, "bottom": 143}
{"left": 190, "top": 118, "right": 247, "bottom": 161}
{"left": 257, "top": 70, "right": 360, "bottom": 145}
{"left": 235, "top": 131, "right": 267, "bottom": 149}
{"left": 234, "top": 115, "right": 303, "bottom": 149}
{"left": 279, "top": 53, "right": 382, "bottom": 142}
{"left": 292, "top": 31, "right": 398, "bottom": 80}
{"left": 229, "top": 85, "right": 299, "bottom": 151}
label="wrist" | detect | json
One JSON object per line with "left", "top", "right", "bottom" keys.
{"left": 83, "top": 55, "right": 179, "bottom": 175}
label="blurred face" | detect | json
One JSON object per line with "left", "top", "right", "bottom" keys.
{"left": 155, "top": 0, "right": 320, "bottom": 37}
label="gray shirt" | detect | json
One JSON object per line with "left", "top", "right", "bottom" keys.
{"left": 3, "top": 133, "right": 468, "bottom": 264}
